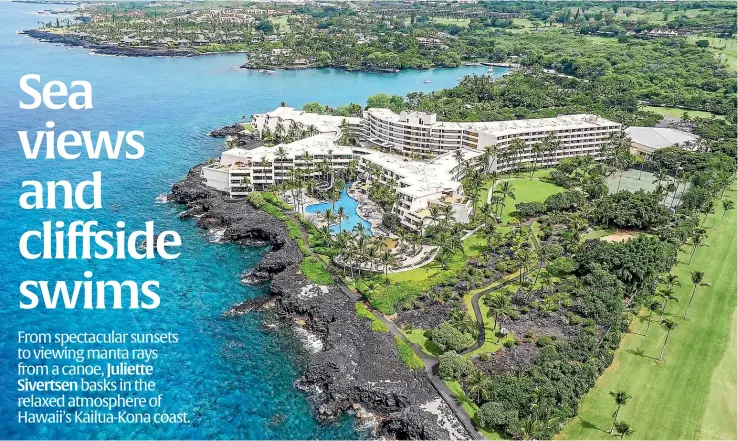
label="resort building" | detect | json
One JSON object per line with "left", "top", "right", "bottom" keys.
{"left": 201, "top": 134, "right": 353, "bottom": 195}
{"left": 203, "top": 106, "right": 623, "bottom": 232}
{"left": 355, "top": 147, "right": 482, "bottom": 231}
{"left": 625, "top": 126, "right": 700, "bottom": 158}
{"left": 361, "top": 109, "right": 622, "bottom": 170}
{"left": 251, "top": 106, "right": 362, "bottom": 137}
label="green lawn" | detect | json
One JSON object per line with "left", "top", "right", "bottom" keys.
{"left": 641, "top": 105, "right": 725, "bottom": 120}
{"left": 485, "top": 177, "right": 563, "bottom": 223}
{"left": 300, "top": 256, "right": 334, "bottom": 285}
{"left": 430, "top": 17, "right": 470, "bottom": 27}
{"left": 387, "top": 233, "right": 484, "bottom": 284}
{"left": 582, "top": 227, "right": 617, "bottom": 240}
{"left": 403, "top": 328, "right": 443, "bottom": 356}
{"left": 271, "top": 15, "right": 292, "bottom": 33}
{"left": 559, "top": 185, "right": 737, "bottom": 440}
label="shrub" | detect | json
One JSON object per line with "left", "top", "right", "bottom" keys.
{"left": 536, "top": 335, "right": 554, "bottom": 347}
{"left": 247, "top": 192, "right": 266, "bottom": 209}
{"left": 354, "top": 303, "right": 389, "bottom": 333}
{"left": 477, "top": 401, "right": 519, "bottom": 432}
{"left": 382, "top": 212, "right": 401, "bottom": 230}
{"left": 503, "top": 340, "right": 515, "bottom": 349}
{"left": 514, "top": 201, "right": 546, "bottom": 219}
{"left": 544, "top": 190, "right": 585, "bottom": 212}
{"left": 546, "top": 256, "right": 577, "bottom": 277}
{"left": 438, "top": 351, "right": 474, "bottom": 380}
{"left": 431, "top": 322, "right": 476, "bottom": 353}
{"left": 300, "top": 257, "right": 334, "bottom": 285}
{"left": 395, "top": 337, "right": 424, "bottom": 370}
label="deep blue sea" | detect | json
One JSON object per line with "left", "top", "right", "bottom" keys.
{"left": 0, "top": 2, "right": 505, "bottom": 438}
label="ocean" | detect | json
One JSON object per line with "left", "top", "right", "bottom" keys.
{"left": 0, "top": 2, "right": 506, "bottom": 438}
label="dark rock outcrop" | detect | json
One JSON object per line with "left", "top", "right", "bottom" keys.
{"left": 209, "top": 124, "right": 244, "bottom": 137}
{"left": 21, "top": 29, "right": 198, "bottom": 57}
{"left": 171, "top": 164, "right": 459, "bottom": 440}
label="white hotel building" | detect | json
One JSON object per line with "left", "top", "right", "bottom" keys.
{"left": 201, "top": 106, "right": 622, "bottom": 231}
{"left": 361, "top": 109, "right": 621, "bottom": 169}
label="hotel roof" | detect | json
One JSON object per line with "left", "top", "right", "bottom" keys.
{"left": 365, "top": 108, "right": 620, "bottom": 135}
{"left": 360, "top": 147, "right": 482, "bottom": 197}
{"left": 223, "top": 134, "right": 353, "bottom": 162}
{"left": 624, "top": 127, "right": 699, "bottom": 150}
{"left": 259, "top": 106, "right": 362, "bottom": 134}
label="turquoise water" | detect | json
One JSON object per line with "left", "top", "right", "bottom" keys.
{"left": 305, "top": 189, "right": 372, "bottom": 235}
{"left": 0, "top": 2, "right": 505, "bottom": 438}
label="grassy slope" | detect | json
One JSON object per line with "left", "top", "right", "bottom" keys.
{"left": 641, "top": 105, "right": 725, "bottom": 120}
{"left": 559, "top": 185, "right": 737, "bottom": 440}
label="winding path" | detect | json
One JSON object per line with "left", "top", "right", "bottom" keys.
{"left": 286, "top": 210, "right": 484, "bottom": 439}
{"left": 288, "top": 207, "right": 544, "bottom": 439}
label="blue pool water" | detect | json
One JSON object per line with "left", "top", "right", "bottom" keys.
{"left": 0, "top": 2, "right": 506, "bottom": 438}
{"left": 305, "top": 189, "right": 372, "bottom": 235}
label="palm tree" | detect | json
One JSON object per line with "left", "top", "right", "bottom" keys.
{"left": 335, "top": 206, "right": 347, "bottom": 233}
{"left": 720, "top": 199, "right": 735, "bottom": 224}
{"left": 323, "top": 208, "right": 334, "bottom": 230}
{"left": 367, "top": 242, "right": 381, "bottom": 273}
{"left": 484, "top": 291, "right": 514, "bottom": 342}
{"left": 480, "top": 145, "right": 497, "bottom": 173}
{"left": 353, "top": 222, "right": 366, "bottom": 237}
{"left": 379, "top": 250, "right": 397, "bottom": 280}
{"left": 466, "top": 370, "right": 487, "bottom": 404}
{"left": 658, "top": 286, "right": 679, "bottom": 320}
{"left": 494, "top": 181, "right": 516, "bottom": 220}
{"left": 644, "top": 299, "right": 661, "bottom": 336}
{"left": 614, "top": 421, "right": 634, "bottom": 439}
{"left": 688, "top": 230, "right": 707, "bottom": 265}
{"left": 609, "top": 390, "right": 632, "bottom": 433}
{"left": 504, "top": 138, "right": 525, "bottom": 174}
{"left": 659, "top": 319, "right": 678, "bottom": 360}
{"left": 684, "top": 270, "right": 707, "bottom": 319}
{"left": 274, "top": 123, "right": 285, "bottom": 142}
{"left": 453, "top": 149, "right": 465, "bottom": 180}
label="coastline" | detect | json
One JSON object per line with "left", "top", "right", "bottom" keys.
{"left": 170, "top": 165, "right": 467, "bottom": 440}
{"left": 21, "top": 29, "right": 489, "bottom": 74}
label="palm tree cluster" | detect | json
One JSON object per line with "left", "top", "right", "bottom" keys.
{"left": 331, "top": 224, "right": 415, "bottom": 280}
{"left": 261, "top": 121, "right": 320, "bottom": 146}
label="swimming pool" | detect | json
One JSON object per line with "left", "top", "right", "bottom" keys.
{"left": 305, "top": 189, "right": 372, "bottom": 235}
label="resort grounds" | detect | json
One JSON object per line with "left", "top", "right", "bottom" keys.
{"left": 266, "top": 165, "right": 736, "bottom": 440}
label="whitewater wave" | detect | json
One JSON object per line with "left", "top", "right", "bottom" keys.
{"left": 294, "top": 327, "right": 323, "bottom": 354}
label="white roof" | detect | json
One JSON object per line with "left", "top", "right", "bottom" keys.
{"left": 625, "top": 127, "right": 699, "bottom": 150}
{"left": 260, "top": 107, "right": 362, "bottom": 133}
{"left": 365, "top": 108, "right": 619, "bottom": 135}
{"left": 458, "top": 114, "right": 619, "bottom": 136}
{"left": 223, "top": 134, "right": 352, "bottom": 162}
{"left": 361, "top": 147, "right": 482, "bottom": 197}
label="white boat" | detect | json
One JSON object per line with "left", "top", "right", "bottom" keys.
{"left": 487, "top": 67, "right": 494, "bottom": 72}
{"left": 423, "top": 79, "right": 430, "bottom": 83}
{"left": 264, "top": 69, "right": 276, "bottom": 74}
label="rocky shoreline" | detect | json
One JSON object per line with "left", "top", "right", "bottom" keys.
{"left": 210, "top": 124, "right": 263, "bottom": 150}
{"left": 170, "top": 165, "right": 464, "bottom": 440}
{"left": 20, "top": 29, "right": 199, "bottom": 57}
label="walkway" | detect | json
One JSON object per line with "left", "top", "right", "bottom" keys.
{"left": 286, "top": 209, "right": 483, "bottom": 439}
{"left": 462, "top": 224, "right": 542, "bottom": 354}
{"left": 286, "top": 205, "right": 545, "bottom": 440}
